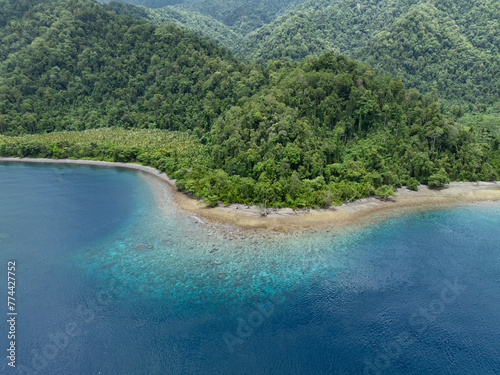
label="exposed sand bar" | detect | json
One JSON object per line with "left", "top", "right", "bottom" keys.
{"left": 1, "top": 157, "right": 500, "bottom": 232}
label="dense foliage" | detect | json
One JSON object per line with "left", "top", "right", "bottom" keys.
{"left": 198, "top": 55, "right": 499, "bottom": 207}
{"left": 0, "top": 128, "right": 206, "bottom": 167}
{"left": 129, "top": 4, "right": 240, "bottom": 50}
{"left": 104, "top": 0, "right": 301, "bottom": 37}
{"left": 233, "top": 0, "right": 419, "bottom": 63}
{"left": 355, "top": 3, "right": 500, "bottom": 109}
{"left": 0, "top": 0, "right": 498, "bottom": 208}
{"left": 115, "top": 0, "right": 500, "bottom": 111}
{"left": 0, "top": 0, "right": 253, "bottom": 135}
{"left": 99, "top": 0, "right": 186, "bottom": 8}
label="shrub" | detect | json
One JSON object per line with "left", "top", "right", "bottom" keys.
{"left": 406, "top": 177, "right": 419, "bottom": 191}
{"left": 428, "top": 169, "right": 450, "bottom": 188}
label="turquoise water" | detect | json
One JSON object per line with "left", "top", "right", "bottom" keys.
{"left": 1, "top": 161, "right": 499, "bottom": 374}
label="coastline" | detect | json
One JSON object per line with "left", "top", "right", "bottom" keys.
{"left": 2, "top": 157, "right": 500, "bottom": 232}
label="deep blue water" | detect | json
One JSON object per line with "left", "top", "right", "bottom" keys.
{"left": 1, "top": 161, "right": 499, "bottom": 375}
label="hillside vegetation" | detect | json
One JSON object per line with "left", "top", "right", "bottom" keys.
{"left": 0, "top": 0, "right": 247, "bottom": 134}
{"left": 355, "top": 3, "right": 500, "bottom": 108}
{"left": 99, "top": 0, "right": 187, "bottom": 8}
{"left": 0, "top": 0, "right": 498, "bottom": 208}
{"left": 109, "top": 0, "right": 500, "bottom": 111}
{"left": 103, "top": 0, "right": 301, "bottom": 38}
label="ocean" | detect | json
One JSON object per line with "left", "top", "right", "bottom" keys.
{"left": 1, "top": 161, "right": 499, "bottom": 375}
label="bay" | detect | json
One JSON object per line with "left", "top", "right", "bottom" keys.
{"left": 1, "top": 162, "right": 499, "bottom": 374}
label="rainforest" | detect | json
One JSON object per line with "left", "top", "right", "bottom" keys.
{"left": 0, "top": 0, "right": 499, "bottom": 208}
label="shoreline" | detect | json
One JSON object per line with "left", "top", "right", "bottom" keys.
{"left": 2, "top": 157, "right": 500, "bottom": 232}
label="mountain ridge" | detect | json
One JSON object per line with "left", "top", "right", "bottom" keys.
{"left": 0, "top": 0, "right": 498, "bottom": 207}
{"left": 106, "top": 0, "right": 500, "bottom": 110}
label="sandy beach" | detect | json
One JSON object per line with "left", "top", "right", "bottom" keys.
{"left": 2, "top": 157, "right": 500, "bottom": 232}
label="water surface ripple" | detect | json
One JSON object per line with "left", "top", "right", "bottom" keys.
{"left": 1, "top": 162, "right": 499, "bottom": 374}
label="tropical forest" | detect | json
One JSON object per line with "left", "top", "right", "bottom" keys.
{"left": 0, "top": 0, "right": 499, "bottom": 208}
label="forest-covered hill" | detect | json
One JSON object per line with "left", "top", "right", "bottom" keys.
{"left": 354, "top": 2, "right": 500, "bottom": 109}
{"left": 0, "top": 0, "right": 246, "bottom": 134}
{"left": 0, "top": 0, "right": 498, "bottom": 207}
{"left": 108, "top": 0, "right": 500, "bottom": 111}
{"left": 102, "top": 0, "right": 302, "bottom": 38}
{"left": 99, "top": 0, "right": 187, "bottom": 8}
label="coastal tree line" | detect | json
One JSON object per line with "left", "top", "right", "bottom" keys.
{"left": 0, "top": 0, "right": 498, "bottom": 208}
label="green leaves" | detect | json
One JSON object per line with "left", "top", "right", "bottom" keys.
{"left": 428, "top": 168, "right": 450, "bottom": 188}
{"left": 375, "top": 185, "right": 396, "bottom": 201}
{"left": 1, "top": 0, "right": 498, "bottom": 208}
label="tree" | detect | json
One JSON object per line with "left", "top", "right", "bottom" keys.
{"left": 375, "top": 185, "right": 396, "bottom": 201}
{"left": 428, "top": 168, "right": 450, "bottom": 188}
{"left": 406, "top": 177, "right": 419, "bottom": 191}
